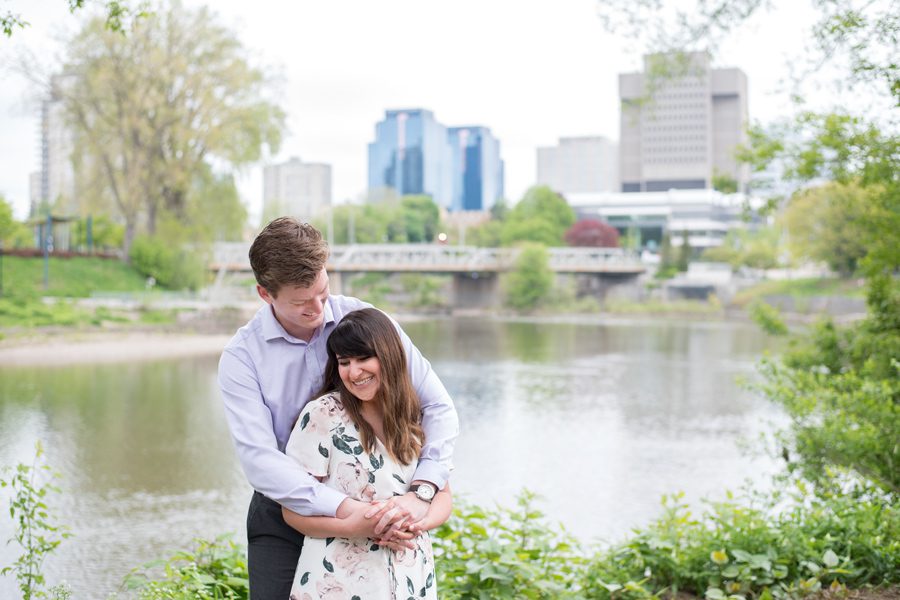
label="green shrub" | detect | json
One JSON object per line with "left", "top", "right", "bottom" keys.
{"left": 582, "top": 485, "right": 899, "bottom": 600}
{"left": 129, "top": 235, "right": 205, "bottom": 290}
{"left": 123, "top": 536, "right": 248, "bottom": 599}
{"left": 504, "top": 243, "right": 553, "bottom": 311}
{"left": 434, "top": 490, "right": 584, "bottom": 599}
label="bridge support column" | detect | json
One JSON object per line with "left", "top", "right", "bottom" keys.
{"left": 329, "top": 271, "right": 345, "bottom": 296}
{"left": 452, "top": 273, "right": 500, "bottom": 310}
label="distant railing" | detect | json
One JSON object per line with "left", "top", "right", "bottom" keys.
{"left": 210, "top": 242, "right": 644, "bottom": 274}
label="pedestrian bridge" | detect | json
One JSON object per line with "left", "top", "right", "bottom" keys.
{"left": 210, "top": 242, "right": 645, "bottom": 275}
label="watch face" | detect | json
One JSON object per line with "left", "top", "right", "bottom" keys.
{"left": 415, "top": 484, "right": 435, "bottom": 500}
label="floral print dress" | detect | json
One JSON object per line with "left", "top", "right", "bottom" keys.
{"left": 286, "top": 393, "right": 437, "bottom": 600}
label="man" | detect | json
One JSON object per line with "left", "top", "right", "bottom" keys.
{"left": 218, "top": 217, "right": 458, "bottom": 599}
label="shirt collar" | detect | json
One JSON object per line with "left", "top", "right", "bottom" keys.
{"left": 260, "top": 297, "right": 337, "bottom": 343}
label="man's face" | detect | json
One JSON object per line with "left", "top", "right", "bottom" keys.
{"left": 258, "top": 268, "right": 329, "bottom": 339}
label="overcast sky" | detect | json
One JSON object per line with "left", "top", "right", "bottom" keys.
{"left": 1, "top": 0, "right": 830, "bottom": 221}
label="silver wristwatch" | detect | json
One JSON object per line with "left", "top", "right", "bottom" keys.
{"left": 410, "top": 483, "right": 436, "bottom": 503}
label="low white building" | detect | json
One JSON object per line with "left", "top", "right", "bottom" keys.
{"left": 567, "top": 188, "right": 758, "bottom": 250}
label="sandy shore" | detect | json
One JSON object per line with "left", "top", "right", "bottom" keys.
{"left": 0, "top": 330, "right": 232, "bottom": 367}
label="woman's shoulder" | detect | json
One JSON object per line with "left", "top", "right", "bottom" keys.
{"left": 295, "top": 392, "right": 349, "bottom": 435}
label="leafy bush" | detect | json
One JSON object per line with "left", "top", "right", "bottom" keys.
{"left": 434, "top": 490, "right": 584, "bottom": 599}
{"left": 0, "top": 442, "right": 72, "bottom": 600}
{"left": 504, "top": 243, "right": 553, "bottom": 311}
{"left": 123, "top": 536, "right": 248, "bottom": 599}
{"left": 129, "top": 235, "right": 205, "bottom": 290}
{"left": 749, "top": 301, "right": 789, "bottom": 336}
{"left": 758, "top": 275, "right": 900, "bottom": 493}
{"left": 582, "top": 486, "right": 899, "bottom": 600}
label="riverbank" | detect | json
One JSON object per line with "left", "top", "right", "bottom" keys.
{"left": 0, "top": 329, "right": 232, "bottom": 366}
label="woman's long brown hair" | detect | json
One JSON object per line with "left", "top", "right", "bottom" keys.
{"left": 312, "top": 308, "right": 423, "bottom": 464}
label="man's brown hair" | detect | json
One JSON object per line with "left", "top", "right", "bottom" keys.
{"left": 249, "top": 217, "right": 329, "bottom": 296}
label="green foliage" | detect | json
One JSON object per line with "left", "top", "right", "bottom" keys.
{"left": 780, "top": 181, "right": 878, "bottom": 277}
{"left": 0, "top": 297, "right": 88, "bottom": 328}
{"left": 0, "top": 442, "right": 72, "bottom": 600}
{"left": 676, "top": 230, "right": 691, "bottom": 272}
{"left": 712, "top": 169, "right": 739, "bottom": 194}
{"left": 59, "top": 1, "right": 284, "bottom": 252}
{"left": 757, "top": 274, "right": 900, "bottom": 493}
{"left": 504, "top": 243, "right": 554, "bottom": 311}
{"left": 2, "top": 1, "right": 145, "bottom": 38}
{"left": 69, "top": 215, "right": 125, "bottom": 251}
{"left": 583, "top": 485, "right": 899, "bottom": 600}
{"left": 1, "top": 255, "right": 149, "bottom": 299}
{"left": 434, "top": 491, "right": 584, "bottom": 599}
{"left": 128, "top": 235, "right": 205, "bottom": 290}
{"left": 748, "top": 301, "right": 789, "bottom": 336}
{"left": 401, "top": 195, "right": 441, "bottom": 243}
{"left": 702, "top": 227, "right": 782, "bottom": 271}
{"left": 399, "top": 274, "right": 448, "bottom": 309}
{"left": 730, "top": 278, "right": 865, "bottom": 308}
{"left": 124, "top": 536, "right": 248, "bottom": 599}
{"left": 184, "top": 170, "right": 247, "bottom": 243}
{"left": 347, "top": 272, "right": 392, "bottom": 307}
{"left": 501, "top": 186, "right": 575, "bottom": 247}
{"left": 467, "top": 220, "right": 503, "bottom": 247}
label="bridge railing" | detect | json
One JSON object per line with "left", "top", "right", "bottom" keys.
{"left": 210, "top": 242, "right": 643, "bottom": 273}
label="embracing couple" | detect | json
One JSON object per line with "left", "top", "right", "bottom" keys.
{"left": 218, "top": 217, "right": 459, "bottom": 599}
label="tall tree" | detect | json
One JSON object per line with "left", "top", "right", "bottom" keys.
{"left": 501, "top": 186, "right": 575, "bottom": 247}
{"left": 53, "top": 1, "right": 284, "bottom": 253}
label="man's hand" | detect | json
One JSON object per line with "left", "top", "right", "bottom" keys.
{"left": 365, "top": 492, "right": 430, "bottom": 538}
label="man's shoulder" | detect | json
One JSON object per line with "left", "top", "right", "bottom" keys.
{"left": 328, "top": 294, "right": 371, "bottom": 319}
{"left": 222, "top": 306, "right": 267, "bottom": 354}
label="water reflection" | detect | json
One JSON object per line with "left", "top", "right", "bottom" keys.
{"left": 0, "top": 317, "right": 783, "bottom": 598}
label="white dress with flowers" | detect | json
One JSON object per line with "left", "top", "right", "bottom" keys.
{"left": 286, "top": 393, "right": 437, "bottom": 600}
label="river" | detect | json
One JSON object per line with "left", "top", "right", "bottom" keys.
{"left": 0, "top": 316, "right": 784, "bottom": 598}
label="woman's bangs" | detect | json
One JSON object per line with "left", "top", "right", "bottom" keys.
{"left": 329, "top": 321, "right": 375, "bottom": 358}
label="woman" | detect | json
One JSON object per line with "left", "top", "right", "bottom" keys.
{"left": 283, "top": 308, "right": 452, "bottom": 599}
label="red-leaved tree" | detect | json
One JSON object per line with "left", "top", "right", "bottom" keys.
{"left": 564, "top": 219, "right": 620, "bottom": 247}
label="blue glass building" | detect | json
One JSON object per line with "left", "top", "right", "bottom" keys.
{"left": 368, "top": 109, "right": 504, "bottom": 211}
{"left": 447, "top": 126, "right": 504, "bottom": 211}
{"left": 367, "top": 109, "right": 453, "bottom": 207}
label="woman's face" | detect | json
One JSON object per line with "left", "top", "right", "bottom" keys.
{"left": 337, "top": 355, "right": 382, "bottom": 402}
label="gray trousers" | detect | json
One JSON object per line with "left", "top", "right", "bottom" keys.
{"left": 247, "top": 491, "right": 305, "bottom": 599}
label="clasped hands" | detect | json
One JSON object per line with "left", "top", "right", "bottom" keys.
{"left": 336, "top": 492, "right": 430, "bottom": 551}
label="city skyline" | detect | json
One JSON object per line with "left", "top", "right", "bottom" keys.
{"left": 1, "top": 0, "right": 836, "bottom": 221}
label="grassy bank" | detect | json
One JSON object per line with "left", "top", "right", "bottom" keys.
{"left": 0, "top": 255, "right": 177, "bottom": 330}
{"left": 731, "top": 278, "right": 865, "bottom": 307}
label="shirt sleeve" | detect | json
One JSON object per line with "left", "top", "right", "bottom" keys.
{"left": 388, "top": 313, "right": 459, "bottom": 489}
{"left": 218, "top": 345, "right": 347, "bottom": 517}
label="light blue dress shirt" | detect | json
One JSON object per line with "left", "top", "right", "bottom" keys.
{"left": 218, "top": 294, "right": 458, "bottom": 517}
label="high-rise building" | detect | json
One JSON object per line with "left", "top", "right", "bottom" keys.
{"left": 447, "top": 126, "right": 504, "bottom": 211}
{"left": 536, "top": 136, "right": 618, "bottom": 195}
{"left": 262, "top": 157, "right": 332, "bottom": 222}
{"left": 619, "top": 52, "right": 749, "bottom": 193}
{"left": 368, "top": 109, "right": 453, "bottom": 208}
{"left": 37, "top": 88, "right": 76, "bottom": 215}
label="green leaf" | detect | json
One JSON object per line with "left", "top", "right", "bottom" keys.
{"left": 318, "top": 443, "right": 329, "bottom": 458}
{"left": 332, "top": 434, "right": 354, "bottom": 455}
{"left": 300, "top": 412, "right": 310, "bottom": 430}
{"left": 323, "top": 557, "right": 334, "bottom": 573}
{"left": 407, "top": 575, "right": 415, "bottom": 594}
{"left": 300, "top": 571, "right": 310, "bottom": 585}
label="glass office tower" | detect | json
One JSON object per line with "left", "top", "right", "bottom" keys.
{"left": 447, "top": 126, "right": 504, "bottom": 212}
{"left": 368, "top": 109, "right": 453, "bottom": 208}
